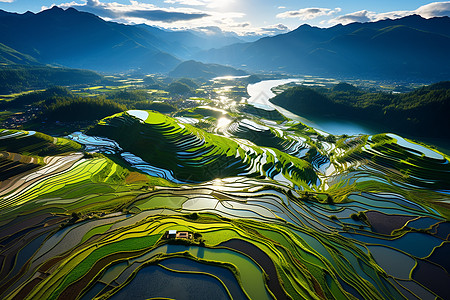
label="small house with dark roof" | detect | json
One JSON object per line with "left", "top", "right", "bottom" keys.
{"left": 167, "top": 230, "right": 177, "bottom": 239}
{"left": 164, "top": 230, "right": 193, "bottom": 240}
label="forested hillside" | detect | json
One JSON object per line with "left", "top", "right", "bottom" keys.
{"left": 0, "top": 65, "right": 102, "bottom": 94}
{"left": 271, "top": 82, "right": 450, "bottom": 138}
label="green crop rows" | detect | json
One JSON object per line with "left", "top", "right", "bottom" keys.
{"left": 0, "top": 107, "right": 449, "bottom": 300}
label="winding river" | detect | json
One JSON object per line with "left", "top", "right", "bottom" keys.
{"left": 246, "top": 79, "right": 377, "bottom": 136}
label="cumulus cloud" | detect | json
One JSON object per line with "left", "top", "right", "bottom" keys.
{"left": 45, "top": 0, "right": 265, "bottom": 36}
{"left": 164, "top": 0, "right": 235, "bottom": 9}
{"left": 260, "top": 23, "right": 290, "bottom": 35}
{"left": 164, "top": 0, "right": 206, "bottom": 6}
{"left": 123, "top": 10, "right": 208, "bottom": 22}
{"left": 416, "top": 1, "right": 450, "bottom": 17}
{"left": 192, "top": 26, "right": 228, "bottom": 35}
{"left": 46, "top": 0, "right": 209, "bottom": 23}
{"left": 189, "top": 22, "right": 289, "bottom": 38}
{"left": 231, "top": 22, "right": 251, "bottom": 28}
{"left": 329, "top": 1, "right": 450, "bottom": 25}
{"left": 229, "top": 23, "right": 291, "bottom": 37}
{"left": 330, "top": 10, "right": 374, "bottom": 24}
{"left": 277, "top": 7, "right": 341, "bottom": 20}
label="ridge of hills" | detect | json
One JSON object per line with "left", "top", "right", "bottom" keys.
{"left": 1, "top": 7, "right": 449, "bottom": 80}
{"left": 168, "top": 60, "right": 247, "bottom": 79}
{"left": 0, "top": 6, "right": 179, "bottom": 73}
{"left": 0, "top": 43, "right": 38, "bottom": 66}
{"left": 0, "top": 65, "right": 103, "bottom": 94}
{"left": 135, "top": 24, "right": 244, "bottom": 59}
{"left": 0, "top": 6, "right": 245, "bottom": 74}
{"left": 198, "top": 14, "right": 450, "bottom": 81}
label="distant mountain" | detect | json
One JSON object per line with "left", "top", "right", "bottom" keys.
{"left": 0, "top": 43, "right": 39, "bottom": 65}
{"left": 186, "top": 28, "right": 246, "bottom": 46}
{"left": 1, "top": 7, "right": 448, "bottom": 80}
{"left": 136, "top": 24, "right": 244, "bottom": 59}
{"left": 0, "top": 7, "right": 180, "bottom": 73}
{"left": 169, "top": 60, "right": 247, "bottom": 79}
{"left": 198, "top": 15, "right": 450, "bottom": 81}
{"left": 0, "top": 7, "right": 246, "bottom": 73}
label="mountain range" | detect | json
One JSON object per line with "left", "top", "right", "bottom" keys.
{"left": 0, "top": 6, "right": 449, "bottom": 80}
{"left": 0, "top": 6, "right": 241, "bottom": 73}
{"left": 199, "top": 14, "right": 450, "bottom": 81}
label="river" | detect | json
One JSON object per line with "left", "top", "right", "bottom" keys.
{"left": 247, "top": 79, "right": 378, "bottom": 136}
{"left": 246, "top": 79, "right": 450, "bottom": 154}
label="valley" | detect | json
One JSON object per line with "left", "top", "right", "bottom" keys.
{"left": 0, "top": 72, "right": 449, "bottom": 299}
{"left": 0, "top": 3, "right": 449, "bottom": 300}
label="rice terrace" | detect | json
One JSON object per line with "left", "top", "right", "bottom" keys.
{"left": 0, "top": 1, "right": 450, "bottom": 300}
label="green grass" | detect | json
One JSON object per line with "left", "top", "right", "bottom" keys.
{"left": 133, "top": 195, "right": 188, "bottom": 211}
{"left": 1, "top": 78, "right": 450, "bottom": 300}
{"left": 0, "top": 129, "right": 82, "bottom": 156}
{"left": 45, "top": 234, "right": 162, "bottom": 300}
{"left": 81, "top": 224, "right": 113, "bottom": 243}
{"left": 89, "top": 110, "right": 318, "bottom": 187}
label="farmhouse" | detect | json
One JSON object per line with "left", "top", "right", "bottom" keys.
{"left": 164, "top": 230, "right": 193, "bottom": 240}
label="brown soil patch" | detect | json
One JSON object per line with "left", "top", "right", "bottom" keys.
{"left": 125, "top": 172, "right": 149, "bottom": 184}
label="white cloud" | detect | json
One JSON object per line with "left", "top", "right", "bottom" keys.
{"left": 164, "top": 0, "right": 206, "bottom": 6}
{"left": 329, "top": 10, "right": 375, "bottom": 25}
{"left": 0, "top": 0, "right": 15, "bottom": 2}
{"left": 164, "top": 0, "right": 235, "bottom": 9}
{"left": 277, "top": 7, "right": 341, "bottom": 20}
{"left": 190, "top": 25, "right": 240, "bottom": 37}
{"left": 329, "top": 1, "right": 450, "bottom": 25}
{"left": 47, "top": 0, "right": 258, "bottom": 36}
{"left": 416, "top": 1, "right": 450, "bottom": 17}
{"left": 260, "top": 23, "right": 290, "bottom": 35}
{"left": 46, "top": 0, "right": 210, "bottom": 23}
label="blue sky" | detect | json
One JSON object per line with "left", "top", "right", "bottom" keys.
{"left": 1, "top": 1, "right": 449, "bottom": 36}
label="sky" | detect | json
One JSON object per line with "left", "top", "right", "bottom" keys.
{"left": 0, "top": 0, "right": 449, "bottom": 36}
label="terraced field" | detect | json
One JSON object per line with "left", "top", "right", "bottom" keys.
{"left": 0, "top": 105, "right": 449, "bottom": 300}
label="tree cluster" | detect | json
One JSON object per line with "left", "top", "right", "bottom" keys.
{"left": 44, "top": 96, "right": 126, "bottom": 122}
{"left": 271, "top": 82, "right": 450, "bottom": 138}
{"left": 0, "top": 65, "right": 102, "bottom": 94}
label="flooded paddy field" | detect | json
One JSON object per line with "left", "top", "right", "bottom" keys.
{"left": 0, "top": 76, "right": 449, "bottom": 299}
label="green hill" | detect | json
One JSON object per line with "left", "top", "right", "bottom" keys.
{"left": 0, "top": 108, "right": 449, "bottom": 299}
{"left": 0, "top": 65, "right": 103, "bottom": 94}
{"left": 88, "top": 110, "right": 317, "bottom": 186}
{"left": 0, "top": 43, "right": 38, "bottom": 65}
{"left": 169, "top": 60, "right": 247, "bottom": 79}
